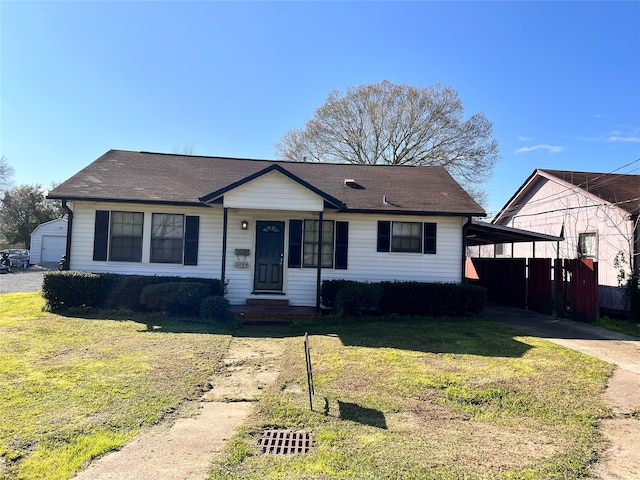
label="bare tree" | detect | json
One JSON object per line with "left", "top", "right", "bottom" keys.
{"left": 276, "top": 81, "right": 499, "bottom": 202}
{"left": 0, "top": 155, "right": 14, "bottom": 193}
{"left": 172, "top": 143, "right": 196, "bottom": 155}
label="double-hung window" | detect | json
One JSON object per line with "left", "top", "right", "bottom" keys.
{"left": 392, "top": 222, "right": 422, "bottom": 253}
{"left": 151, "top": 213, "right": 184, "bottom": 263}
{"left": 109, "top": 211, "right": 144, "bottom": 262}
{"left": 303, "top": 220, "right": 334, "bottom": 268}
{"left": 377, "top": 221, "right": 437, "bottom": 254}
{"left": 93, "top": 210, "right": 200, "bottom": 265}
{"left": 288, "top": 219, "right": 348, "bottom": 269}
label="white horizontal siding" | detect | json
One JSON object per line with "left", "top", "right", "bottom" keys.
{"left": 69, "top": 201, "right": 223, "bottom": 280}
{"left": 320, "top": 214, "right": 464, "bottom": 284}
{"left": 224, "top": 171, "right": 324, "bottom": 211}
{"left": 68, "top": 202, "right": 466, "bottom": 307}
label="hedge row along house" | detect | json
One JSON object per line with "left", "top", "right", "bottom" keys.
{"left": 47, "top": 149, "right": 486, "bottom": 310}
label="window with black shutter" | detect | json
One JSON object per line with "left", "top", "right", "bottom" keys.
{"left": 288, "top": 219, "right": 302, "bottom": 268}
{"left": 423, "top": 222, "right": 437, "bottom": 254}
{"left": 93, "top": 210, "right": 110, "bottom": 261}
{"left": 184, "top": 216, "right": 200, "bottom": 265}
{"left": 335, "top": 221, "right": 348, "bottom": 269}
{"left": 377, "top": 221, "right": 391, "bottom": 252}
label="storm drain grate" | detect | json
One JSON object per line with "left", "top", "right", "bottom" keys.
{"left": 258, "top": 429, "right": 314, "bottom": 455}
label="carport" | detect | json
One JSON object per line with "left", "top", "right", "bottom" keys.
{"left": 466, "top": 220, "right": 567, "bottom": 316}
{"left": 466, "top": 219, "right": 563, "bottom": 251}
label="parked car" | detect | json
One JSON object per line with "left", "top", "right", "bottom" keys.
{"left": 3, "top": 249, "right": 30, "bottom": 268}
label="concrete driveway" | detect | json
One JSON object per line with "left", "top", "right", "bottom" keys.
{"left": 485, "top": 304, "right": 640, "bottom": 375}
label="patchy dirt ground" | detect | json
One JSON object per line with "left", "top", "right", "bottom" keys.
{"left": 487, "top": 304, "right": 640, "bottom": 480}
{"left": 72, "top": 336, "right": 285, "bottom": 480}
{"left": 71, "top": 305, "right": 639, "bottom": 479}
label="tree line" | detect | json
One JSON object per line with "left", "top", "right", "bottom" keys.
{"left": 0, "top": 155, "right": 65, "bottom": 249}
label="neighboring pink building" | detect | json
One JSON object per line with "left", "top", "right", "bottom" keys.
{"left": 490, "top": 169, "right": 640, "bottom": 314}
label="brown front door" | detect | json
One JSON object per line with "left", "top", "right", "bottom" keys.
{"left": 254, "top": 221, "right": 285, "bottom": 291}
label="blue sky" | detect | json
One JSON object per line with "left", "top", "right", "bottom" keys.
{"left": 1, "top": 1, "right": 639, "bottom": 216}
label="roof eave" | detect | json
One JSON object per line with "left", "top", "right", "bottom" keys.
{"left": 46, "top": 195, "right": 209, "bottom": 208}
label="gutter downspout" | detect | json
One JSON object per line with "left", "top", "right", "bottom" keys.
{"left": 462, "top": 216, "right": 472, "bottom": 284}
{"left": 62, "top": 200, "right": 73, "bottom": 270}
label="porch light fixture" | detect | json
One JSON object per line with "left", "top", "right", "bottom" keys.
{"left": 241, "top": 220, "right": 249, "bottom": 230}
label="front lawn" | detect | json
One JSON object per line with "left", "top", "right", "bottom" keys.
{"left": 0, "top": 292, "right": 232, "bottom": 480}
{"left": 210, "top": 318, "right": 614, "bottom": 480}
{"left": 1, "top": 293, "right": 613, "bottom": 480}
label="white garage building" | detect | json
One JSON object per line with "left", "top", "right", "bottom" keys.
{"left": 30, "top": 218, "right": 67, "bottom": 265}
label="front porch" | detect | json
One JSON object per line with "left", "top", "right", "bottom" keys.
{"left": 230, "top": 298, "right": 322, "bottom": 324}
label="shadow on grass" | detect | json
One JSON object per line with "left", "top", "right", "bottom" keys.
{"left": 52, "top": 308, "right": 532, "bottom": 357}
{"left": 301, "top": 316, "right": 533, "bottom": 358}
{"left": 337, "top": 400, "right": 387, "bottom": 429}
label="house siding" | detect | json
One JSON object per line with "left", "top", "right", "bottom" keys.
{"left": 69, "top": 201, "right": 222, "bottom": 279}
{"left": 492, "top": 176, "right": 634, "bottom": 312}
{"left": 67, "top": 202, "right": 466, "bottom": 307}
{"left": 223, "top": 171, "right": 324, "bottom": 211}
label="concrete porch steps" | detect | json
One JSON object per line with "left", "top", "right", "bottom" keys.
{"left": 231, "top": 303, "right": 321, "bottom": 324}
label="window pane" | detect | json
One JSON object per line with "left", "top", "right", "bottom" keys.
{"left": 578, "top": 233, "right": 596, "bottom": 259}
{"left": 303, "top": 220, "right": 334, "bottom": 268}
{"left": 109, "top": 211, "right": 143, "bottom": 262}
{"left": 151, "top": 213, "right": 184, "bottom": 263}
{"left": 391, "top": 221, "right": 422, "bottom": 253}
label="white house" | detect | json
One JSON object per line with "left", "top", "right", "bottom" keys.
{"left": 47, "top": 150, "right": 485, "bottom": 309}
{"left": 29, "top": 218, "right": 68, "bottom": 265}
{"left": 490, "top": 169, "right": 640, "bottom": 313}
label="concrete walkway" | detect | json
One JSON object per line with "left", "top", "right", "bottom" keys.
{"left": 72, "top": 336, "right": 284, "bottom": 480}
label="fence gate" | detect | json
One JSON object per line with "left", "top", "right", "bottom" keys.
{"left": 527, "top": 258, "right": 552, "bottom": 315}
{"left": 556, "top": 259, "right": 599, "bottom": 322}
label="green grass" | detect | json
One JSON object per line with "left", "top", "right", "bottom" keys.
{"left": 0, "top": 292, "right": 232, "bottom": 480}
{"left": 594, "top": 315, "right": 640, "bottom": 337}
{"left": 209, "top": 317, "right": 613, "bottom": 480}
{"left": 1, "top": 295, "right": 615, "bottom": 480}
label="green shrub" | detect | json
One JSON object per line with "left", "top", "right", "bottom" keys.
{"left": 104, "top": 275, "right": 225, "bottom": 311}
{"left": 321, "top": 279, "right": 349, "bottom": 309}
{"left": 41, "top": 272, "right": 225, "bottom": 313}
{"left": 200, "top": 295, "right": 232, "bottom": 323}
{"left": 41, "top": 271, "right": 111, "bottom": 311}
{"left": 140, "top": 282, "right": 210, "bottom": 316}
{"left": 324, "top": 279, "right": 486, "bottom": 318}
{"left": 335, "top": 281, "right": 382, "bottom": 317}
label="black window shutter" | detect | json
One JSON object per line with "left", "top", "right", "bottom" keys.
{"left": 288, "top": 219, "right": 302, "bottom": 268}
{"left": 424, "top": 222, "right": 437, "bottom": 254}
{"left": 335, "top": 221, "right": 348, "bottom": 269}
{"left": 377, "top": 221, "right": 391, "bottom": 252}
{"left": 93, "top": 210, "right": 110, "bottom": 261}
{"left": 184, "top": 216, "right": 200, "bottom": 265}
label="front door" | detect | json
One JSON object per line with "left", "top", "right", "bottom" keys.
{"left": 254, "top": 221, "right": 285, "bottom": 291}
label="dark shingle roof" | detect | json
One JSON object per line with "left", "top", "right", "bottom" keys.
{"left": 48, "top": 149, "right": 485, "bottom": 216}
{"left": 541, "top": 169, "right": 640, "bottom": 215}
